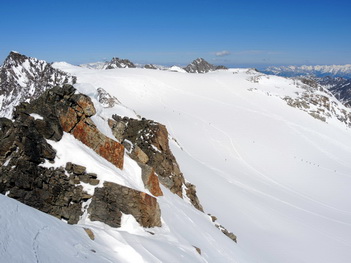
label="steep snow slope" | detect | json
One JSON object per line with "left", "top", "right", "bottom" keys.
{"left": 1, "top": 63, "right": 248, "bottom": 262}
{"left": 53, "top": 63, "right": 351, "bottom": 263}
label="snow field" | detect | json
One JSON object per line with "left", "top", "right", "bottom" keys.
{"left": 49, "top": 64, "right": 351, "bottom": 263}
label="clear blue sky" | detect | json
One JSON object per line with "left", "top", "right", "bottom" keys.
{"left": 1, "top": 0, "right": 350, "bottom": 68}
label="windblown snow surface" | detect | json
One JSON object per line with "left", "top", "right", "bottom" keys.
{"left": 3, "top": 62, "right": 351, "bottom": 262}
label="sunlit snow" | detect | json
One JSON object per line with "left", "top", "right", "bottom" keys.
{"left": 4, "top": 62, "right": 350, "bottom": 263}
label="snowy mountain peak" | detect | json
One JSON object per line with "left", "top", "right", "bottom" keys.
{"left": 184, "top": 57, "right": 227, "bottom": 73}
{"left": 0, "top": 52, "right": 76, "bottom": 118}
{"left": 3, "top": 51, "right": 30, "bottom": 68}
{"left": 104, "top": 57, "right": 136, "bottom": 69}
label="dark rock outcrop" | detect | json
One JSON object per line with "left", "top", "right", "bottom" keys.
{"left": 15, "top": 84, "right": 124, "bottom": 169}
{"left": 0, "top": 85, "right": 162, "bottom": 229}
{"left": 89, "top": 182, "right": 161, "bottom": 228}
{"left": 109, "top": 116, "right": 183, "bottom": 196}
{"left": 108, "top": 115, "right": 203, "bottom": 211}
{"left": 0, "top": 117, "right": 87, "bottom": 224}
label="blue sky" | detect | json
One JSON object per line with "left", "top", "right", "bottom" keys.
{"left": 1, "top": 0, "right": 350, "bottom": 68}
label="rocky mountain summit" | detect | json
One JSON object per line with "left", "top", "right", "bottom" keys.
{"left": 0, "top": 51, "right": 76, "bottom": 118}
{"left": 103, "top": 57, "right": 136, "bottom": 69}
{"left": 184, "top": 58, "right": 227, "bottom": 73}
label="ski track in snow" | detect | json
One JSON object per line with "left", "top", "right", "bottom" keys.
{"left": 128, "top": 71, "right": 351, "bottom": 237}
{"left": 165, "top": 97, "right": 351, "bottom": 216}
{"left": 32, "top": 226, "right": 48, "bottom": 263}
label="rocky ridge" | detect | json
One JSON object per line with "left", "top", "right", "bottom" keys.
{"left": 317, "top": 76, "right": 351, "bottom": 107}
{"left": 0, "top": 51, "right": 76, "bottom": 118}
{"left": 246, "top": 70, "right": 351, "bottom": 126}
{"left": 0, "top": 84, "right": 161, "bottom": 228}
{"left": 81, "top": 57, "right": 227, "bottom": 73}
{"left": 284, "top": 78, "right": 351, "bottom": 125}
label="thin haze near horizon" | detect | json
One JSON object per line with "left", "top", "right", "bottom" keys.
{"left": 1, "top": 0, "right": 350, "bottom": 68}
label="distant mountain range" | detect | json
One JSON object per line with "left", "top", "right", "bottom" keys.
{"left": 263, "top": 64, "right": 351, "bottom": 78}
{"left": 80, "top": 57, "right": 227, "bottom": 73}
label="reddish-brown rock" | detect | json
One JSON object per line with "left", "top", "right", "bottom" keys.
{"left": 139, "top": 163, "right": 163, "bottom": 197}
{"left": 58, "top": 106, "right": 78, "bottom": 132}
{"left": 53, "top": 88, "right": 124, "bottom": 170}
{"left": 68, "top": 118, "right": 124, "bottom": 169}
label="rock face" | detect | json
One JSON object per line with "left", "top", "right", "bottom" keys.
{"left": 104, "top": 57, "right": 136, "bottom": 69}
{"left": 0, "top": 85, "right": 162, "bottom": 229}
{"left": 89, "top": 182, "right": 161, "bottom": 228}
{"left": 184, "top": 58, "right": 227, "bottom": 73}
{"left": 0, "top": 51, "right": 76, "bottom": 118}
{"left": 0, "top": 116, "right": 87, "bottom": 224}
{"left": 108, "top": 115, "right": 203, "bottom": 211}
{"left": 17, "top": 84, "right": 124, "bottom": 169}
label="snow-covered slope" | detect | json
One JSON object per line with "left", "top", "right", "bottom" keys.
{"left": 52, "top": 63, "right": 351, "bottom": 263}
{"left": 0, "top": 62, "right": 245, "bottom": 262}
{"left": 1, "top": 191, "right": 243, "bottom": 263}
{"left": 264, "top": 64, "right": 351, "bottom": 78}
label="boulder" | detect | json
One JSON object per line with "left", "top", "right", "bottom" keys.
{"left": 89, "top": 182, "right": 161, "bottom": 228}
